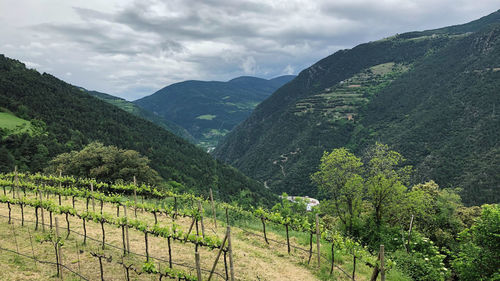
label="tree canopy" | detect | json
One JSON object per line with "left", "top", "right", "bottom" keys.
{"left": 45, "top": 142, "right": 161, "bottom": 185}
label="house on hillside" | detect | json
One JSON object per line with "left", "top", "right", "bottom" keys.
{"left": 283, "top": 195, "right": 320, "bottom": 211}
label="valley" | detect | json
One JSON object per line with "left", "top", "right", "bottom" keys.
{"left": 0, "top": 6, "right": 498, "bottom": 281}
{"left": 134, "top": 76, "right": 295, "bottom": 151}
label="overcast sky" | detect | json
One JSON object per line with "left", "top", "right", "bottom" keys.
{"left": 0, "top": 0, "right": 498, "bottom": 100}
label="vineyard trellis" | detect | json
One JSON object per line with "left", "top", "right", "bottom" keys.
{"left": 0, "top": 172, "right": 389, "bottom": 280}
{"left": 0, "top": 187, "right": 230, "bottom": 280}
{"left": 0, "top": 213, "right": 229, "bottom": 280}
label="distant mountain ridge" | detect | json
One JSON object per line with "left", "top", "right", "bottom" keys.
{"left": 214, "top": 10, "right": 500, "bottom": 205}
{"left": 85, "top": 89, "right": 194, "bottom": 142}
{"left": 134, "top": 75, "right": 295, "bottom": 150}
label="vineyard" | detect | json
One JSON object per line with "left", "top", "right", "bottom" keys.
{"left": 0, "top": 172, "right": 404, "bottom": 280}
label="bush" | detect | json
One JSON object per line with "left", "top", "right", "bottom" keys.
{"left": 392, "top": 232, "right": 449, "bottom": 281}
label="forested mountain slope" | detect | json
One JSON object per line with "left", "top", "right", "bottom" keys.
{"left": 0, "top": 55, "right": 275, "bottom": 205}
{"left": 214, "top": 10, "right": 500, "bottom": 205}
{"left": 134, "top": 75, "right": 295, "bottom": 150}
{"left": 86, "top": 90, "right": 194, "bottom": 142}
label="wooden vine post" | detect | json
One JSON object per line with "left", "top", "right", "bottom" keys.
{"left": 39, "top": 190, "right": 45, "bottom": 232}
{"left": 55, "top": 217, "right": 63, "bottom": 280}
{"left": 184, "top": 218, "right": 197, "bottom": 243}
{"left": 198, "top": 200, "right": 205, "bottom": 237}
{"left": 123, "top": 205, "right": 130, "bottom": 254}
{"left": 133, "top": 176, "right": 137, "bottom": 218}
{"left": 208, "top": 229, "right": 229, "bottom": 281}
{"left": 15, "top": 166, "right": 21, "bottom": 198}
{"left": 286, "top": 223, "right": 291, "bottom": 254}
{"left": 28, "top": 228, "right": 37, "bottom": 268}
{"left": 121, "top": 223, "right": 127, "bottom": 255}
{"left": 58, "top": 171, "right": 62, "bottom": 205}
{"left": 209, "top": 188, "right": 217, "bottom": 228}
{"left": 144, "top": 231, "right": 150, "bottom": 261}
{"left": 167, "top": 236, "right": 172, "bottom": 268}
{"left": 195, "top": 251, "right": 202, "bottom": 281}
{"left": 316, "top": 214, "right": 321, "bottom": 267}
{"left": 308, "top": 231, "right": 313, "bottom": 264}
{"left": 224, "top": 251, "right": 228, "bottom": 280}
{"left": 75, "top": 241, "right": 82, "bottom": 278}
{"left": 227, "top": 226, "right": 235, "bottom": 281}
{"left": 12, "top": 166, "right": 17, "bottom": 199}
{"left": 91, "top": 182, "right": 95, "bottom": 212}
{"left": 11, "top": 221, "right": 19, "bottom": 253}
{"left": 20, "top": 202, "right": 24, "bottom": 226}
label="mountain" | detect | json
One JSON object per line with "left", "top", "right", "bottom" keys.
{"left": 86, "top": 90, "right": 194, "bottom": 142}
{"left": 0, "top": 54, "right": 275, "bottom": 206}
{"left": 214, "top": 10, "right": 500, "bottom": 205}
{"left": 134, "top": 75, "right": 295, "bottom": 150}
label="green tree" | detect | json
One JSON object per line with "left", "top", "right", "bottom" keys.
{"left": 364, "top": 143, "right": 411, "bottom": 228}
{"left": 452, "top": 204, "right": 500, "bottom": 281}
{"left": 406, "top": 181, "right": 466, "bottom": 249}
{"left": 311, "top": 148, "right": 363, "bottom": 235}
{"left": 46, "top": 142, "right": 161, "bottom": 184}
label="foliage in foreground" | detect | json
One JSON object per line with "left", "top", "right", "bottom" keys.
{"left": 311, "top": 143, "right": 497, "bottom": 280}
{"left": 452, "top": 204, "right": 500, "bottom": 281}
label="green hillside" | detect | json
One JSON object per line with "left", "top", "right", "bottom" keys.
{"left": 0, "top": 54, "right": 275, "bottom": 206}
{"left": 134, "top": 75, "right": 295, "bottom": 151}
{"left": 0, "top": 110, "right": 32, "bottom": 135}
{"left": 214, "top": 10, "right": 500, "bottom": 205}
{"left": 86, "top": 90, "right": 194, "bottom": 142}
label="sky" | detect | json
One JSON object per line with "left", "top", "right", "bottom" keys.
{"left": 0, "top": 1, "right": 498, "bottom": 100}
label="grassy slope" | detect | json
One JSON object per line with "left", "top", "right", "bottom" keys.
{"left": 0, "top": 189, "right": 409, "bottom": 280}
{"left": 0, "top": 111, "right": 31, "bottom": 134}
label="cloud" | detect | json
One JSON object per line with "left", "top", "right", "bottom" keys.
{"left": 282, "top": 64, "right": 295, "bottom": 75}
{"left": 241, "top": 56, "right": 257, "bottom": 74}
{"left": 0, "top": 0, "right": 498, "bottom": 100}
{"left": 22, "top": 60, "right": 40, "bottom": 69}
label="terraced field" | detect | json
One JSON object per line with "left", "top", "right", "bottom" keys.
{"left": 292, "top": 62, "right": 409, "bottom": 121}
